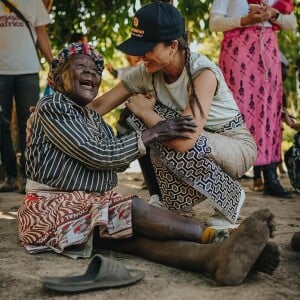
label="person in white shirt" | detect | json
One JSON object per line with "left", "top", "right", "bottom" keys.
{"left": 0, "top": 0, "right": 52, "bottom": 193}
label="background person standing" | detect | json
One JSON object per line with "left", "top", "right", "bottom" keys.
{"left": 0, "top": 0, "right": 52, "bottom": 193}
{"left": 209, "top": 0, "right": 297, "bottom": 198}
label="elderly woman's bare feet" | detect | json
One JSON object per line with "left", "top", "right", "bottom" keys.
{"left": 251, "top": 242, "right": 281, "bottom": 274}
{"left": 211, "top": 208, "right": 279, "bottom": 286}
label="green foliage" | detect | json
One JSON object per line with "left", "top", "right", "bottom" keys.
{"left": 46, "top": 1, "right": 215, "bottom": 57}
{"left": 45, "top": 0, "right": 300, "bottom": 135}
{"left": 48, "top": 0, "right": 137, "bottom": 56}
{"left": 46, "top": 0, "right": 299, "bottom": 76}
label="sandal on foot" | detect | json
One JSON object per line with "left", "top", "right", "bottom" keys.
{"left": 41, "top": 254, "right": 145, "bottom": 292}
{"left": 201, "top": 227, "right": 234, "bottom": 244}
{"left": 207, "top": 213, "right": 239, "bottom": 230}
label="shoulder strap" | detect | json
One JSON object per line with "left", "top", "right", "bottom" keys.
{"left": 1, "top": 0, "right": 42, "bottom": 67}
{"left": 1, "top": 0, "right": 27, "bottom": 22}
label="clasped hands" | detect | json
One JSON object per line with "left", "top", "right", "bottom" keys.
{"left": 126, "top": 93, "right": 155, "bottom": 119}
{"left": 26, "top": 93, "right": 197, "bottom": 148}
{"left": 243, "top": 2, "right": 279, "bottom": 26}
{"left": 141, "top": 115, "right": 197, "bottom": 146}
{"left": 125, "top": 93, "right": 197, "bottom": 146}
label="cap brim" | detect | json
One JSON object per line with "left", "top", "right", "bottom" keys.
{"left": 117, "top": 37, "right": 158, "bottom": 56}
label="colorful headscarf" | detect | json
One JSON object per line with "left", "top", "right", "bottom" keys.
{"left": 48, "top": 43, "right": 104, "bottom": 88}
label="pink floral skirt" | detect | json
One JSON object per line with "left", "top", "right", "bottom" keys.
{"left": 219, "top": 26, "right": 282, "bottom": 166}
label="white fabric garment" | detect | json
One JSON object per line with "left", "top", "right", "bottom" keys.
{"left": 0, "top": 0, "right": 50, "bottom": 74}
{"left": 122, "top": 52, "right": 240, "bottom": 131}
{"left": 210, "top": 0, "right": 276, "bottom": 18}
{"left": 209, "top": 0, "right": 297, "bottom": 32}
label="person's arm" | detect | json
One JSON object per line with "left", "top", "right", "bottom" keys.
{"left": 209, "top": 9, "right": 274, "bottom": 32}
{"left": 38, "top": 96, "right": 196, "bottom": 169}
{"left": 89, "top": 81, "right": 131, "bottom": 116}
{"left": 38, "top": 99, "right": 142, "bottom": 170}
{"left": 270, "top": 12, "right": 297, "bottom": 31}
{"left": 127, "top": 69, "right": 217, "bottom": 152}
{"left": 172, "top": 69, "right": 217, "bottom": 152}
{"left": 35, "top": 25, "right": 52, "bottom": 64}
{"left": 209, "top": 13, "right": 243, "bottom": 32}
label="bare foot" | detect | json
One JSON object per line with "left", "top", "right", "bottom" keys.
{"left": 212, "top": 208, "right": 277, "bottom": 286}
{"left": 251, "top": 242, "right": 281, "bottom": 274}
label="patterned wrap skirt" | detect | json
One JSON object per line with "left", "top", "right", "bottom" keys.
{"left": 18, "top": 190, "right": 133, "bottom": 258}
{"left": 126, "top": 103, "right": 257, "bottom": 224}
{"left": 219, "top": 26, "right": 283, "bottom": 166}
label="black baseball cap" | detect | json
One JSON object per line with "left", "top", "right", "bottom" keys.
{"left": 117, "top": 2, "right": 185, "bottom": 56}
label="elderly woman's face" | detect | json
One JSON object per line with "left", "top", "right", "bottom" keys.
{"left": 61, "top": 54, "right": 101, "bottom": 106}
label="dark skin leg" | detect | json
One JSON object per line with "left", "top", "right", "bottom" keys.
{"left": 95, "top": 199, "right": 280, "bottom": 286}
{"left": 130, "top": 197, "right": 204, "bottom": 242}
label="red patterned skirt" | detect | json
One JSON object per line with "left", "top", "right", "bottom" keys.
{"left": 18, "top": 190, "right": 133, "bottom": 256}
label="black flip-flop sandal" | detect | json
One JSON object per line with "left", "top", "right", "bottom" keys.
{"left": 41, "top": 254, "right": 145, "bottom": 292}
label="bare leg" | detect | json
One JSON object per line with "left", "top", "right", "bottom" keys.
{"left": 131, "top": 197, "right": 204, "bottom": 242}
{"left": 97, "top": 208, "right": 278, "bottom": 286}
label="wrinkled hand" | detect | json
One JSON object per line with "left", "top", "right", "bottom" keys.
{"left": 26, "top": 106, "right": 36, "bottom": 146}
{"left": 141, "top": 115, "right": 197, "bottom": 146}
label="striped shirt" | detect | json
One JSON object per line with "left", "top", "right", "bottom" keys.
{"left": 26, "top": 92, "right": 143, "bottom": 192}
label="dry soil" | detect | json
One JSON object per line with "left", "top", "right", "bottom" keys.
{"left": 0, "top": 171, "right": 299, "bottom": 300}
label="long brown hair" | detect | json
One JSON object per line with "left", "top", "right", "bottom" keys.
{"left": 151, "top": 31, "right": 204, "bottom": 117}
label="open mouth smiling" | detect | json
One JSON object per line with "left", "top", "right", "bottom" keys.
{"left": 80, "top": 79, "right": 94, "bottom": 89}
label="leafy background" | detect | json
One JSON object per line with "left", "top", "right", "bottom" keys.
{"left": 42, "top": 0, "right": 300, "bottom": 144}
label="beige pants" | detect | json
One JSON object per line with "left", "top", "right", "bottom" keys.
{"left": 203, "top": 124, "right": 257, "bottom": 179}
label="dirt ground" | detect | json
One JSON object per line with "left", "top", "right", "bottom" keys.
{"left": 0, "top": 170, "right": 299, "bottom": 300}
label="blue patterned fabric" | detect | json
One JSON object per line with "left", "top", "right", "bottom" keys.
{"left": 125, "top": 102, "right": 244, "bottom": 223}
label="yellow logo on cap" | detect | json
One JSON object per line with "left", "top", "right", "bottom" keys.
{"left": 133, "top": 17, "right": 139, "bottom": 28}
{"left": 131, "top": 16, "right": 144, "bottom": 37}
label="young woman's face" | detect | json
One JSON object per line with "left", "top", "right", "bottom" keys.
{"left": 61, "top": 54, "right": 101, "bottom": 106}
{"left": 140, "top": 42, "right": 173, "bottom": 73}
